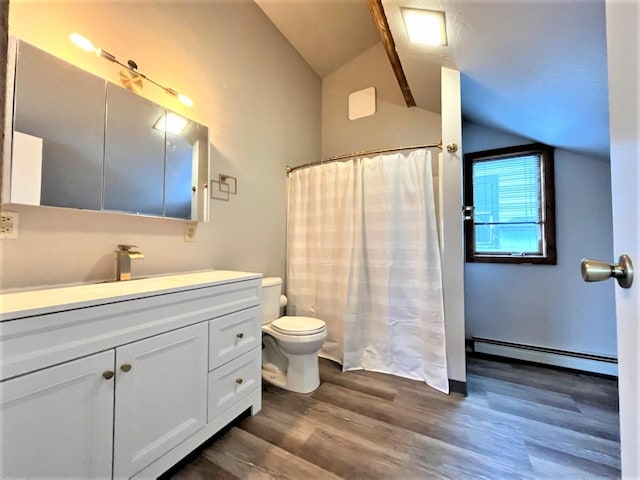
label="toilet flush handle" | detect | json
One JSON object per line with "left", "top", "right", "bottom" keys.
{"left": 236, "top": 332, "right": 244, "bottom": 339}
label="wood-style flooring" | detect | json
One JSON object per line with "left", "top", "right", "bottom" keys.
{"left": 168, "top": 356, "right": 620, "bottom": 479}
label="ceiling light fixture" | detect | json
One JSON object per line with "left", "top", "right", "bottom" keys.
{"left": 401, "top": 8, "right": 448, "bottom": 46}
{"left": 69, "top": 33, "right": 194, "bottom": 107}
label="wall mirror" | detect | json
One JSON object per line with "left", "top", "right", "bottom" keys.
{"left": 3, "top": 38, "right": 209, "bottom": 222}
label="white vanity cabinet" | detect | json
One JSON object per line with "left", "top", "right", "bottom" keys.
{"left": 0, "top": 270, "right": 262, "bottom": 480}
{"left": 0, "top": 350, "right": 116, "bottom": 479}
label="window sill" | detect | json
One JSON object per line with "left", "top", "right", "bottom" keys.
{"left": 466, "top": 254, "right": 557, "bottom": 265}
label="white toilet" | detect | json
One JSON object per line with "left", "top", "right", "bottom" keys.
{"left": 261, "top": 277, "right": 327, "bottom": 393}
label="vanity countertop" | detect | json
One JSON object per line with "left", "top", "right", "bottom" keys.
{"left": 0, "top": 270, "right": 261, "bottom": 321}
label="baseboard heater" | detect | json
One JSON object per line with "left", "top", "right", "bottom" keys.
{"left": 472, "top": 337, "right": 618, "bottom": 376}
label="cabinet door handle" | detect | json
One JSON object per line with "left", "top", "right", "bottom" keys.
{"left": 236, "top": 332, "right": 244, "bottom": 339}
{"left": 120, "top": 364, "right": 132, "bottom": 373}
{"left": 103, "top": 371, "right": 115, "bottom": 380}
{"left": 235, "top": 378, "right": 244, "bottom": 385}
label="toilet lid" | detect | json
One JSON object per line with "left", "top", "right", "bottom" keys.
{"left": 271, "top": 316, "right": 326, "bottom": 336}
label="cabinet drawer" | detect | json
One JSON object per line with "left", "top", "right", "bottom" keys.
{"left": 208, "top": 347, "right": 261, "bottom": 423}
{"left": 209, "top": 307, "right": 260, "bottom": 371}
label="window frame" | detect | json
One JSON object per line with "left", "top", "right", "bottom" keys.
{"left": 463, "top": 143, "right": 557, "bottom": 265}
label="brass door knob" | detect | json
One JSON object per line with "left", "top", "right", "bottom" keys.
{"left": 103, "top": 371, "right": 115, "bottom": 380}
{"left": 236, "top": 333, "right": 244, "bottom": 339}
{"left": 235, "top": 378, "right": 244, "bottom": 385}
{"left": 120, "top": 364, "right": 132, "bottom": 372}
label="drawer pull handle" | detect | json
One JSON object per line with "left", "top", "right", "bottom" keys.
{"left": 236, "top": 378, "right": 244, "bottom": 385}
{"left": 236, "top": 333, "right": 244, "bottom": 339}
{"left": 120, "top": 364, "right": 132, "bottom": 373}
{"left": 102, "top": 371, "right": 115, "bottom": 380}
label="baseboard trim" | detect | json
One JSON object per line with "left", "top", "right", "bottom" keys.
{"left": 472, "top": 337, "right": 617, "bottom": 376}
{"left": 448, "top": 379, "right": 467, "bottom": 396}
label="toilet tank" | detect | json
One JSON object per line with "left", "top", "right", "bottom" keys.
{"left": 262, "top": 277, "right": 283, "bottom": 325}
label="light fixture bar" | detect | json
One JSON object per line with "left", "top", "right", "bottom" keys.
{"left": 98, "top": 49, "right": 117, "bottom": 63}
{"left": 69, "top": 33, "right": 194, "bottom": 107}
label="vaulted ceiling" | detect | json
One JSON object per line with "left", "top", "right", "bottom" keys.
{"left": 254, "top": 0, "right": 380, "bottom": 78}
{"left": 255, "top": 0, "right": 610, "bottom": 160}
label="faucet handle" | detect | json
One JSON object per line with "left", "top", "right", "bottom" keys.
{"left": 117, "top": 244, "right": 139, "bottom": 251}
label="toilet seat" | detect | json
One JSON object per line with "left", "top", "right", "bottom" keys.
{"left": 271, "top": 316, "right": 326, "bottom": 336}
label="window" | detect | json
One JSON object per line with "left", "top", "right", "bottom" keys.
{"left": 464, "top": 143, "right": 556, "bottom": 264}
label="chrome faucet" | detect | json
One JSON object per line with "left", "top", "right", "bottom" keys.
{"left": 115, "top": 244, "right": 144, "bottom": 281}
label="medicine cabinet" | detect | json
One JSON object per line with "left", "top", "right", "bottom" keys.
{"left": 2, "top": 39, "right": 209, "bottom": 222}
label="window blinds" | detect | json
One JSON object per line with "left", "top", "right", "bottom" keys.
{"left": 472, "top": 154, "right": 543, "bottom": 254}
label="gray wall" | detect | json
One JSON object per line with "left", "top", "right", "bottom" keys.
{"left": 321, "top": 42, "right": 442, "bottom": 229}
{"left": 2, "top": 1, "right": 321, "bottom": 289}
{"left": 463, "top": 120, "right": 617, "bottom": 357}
{"left": 322, "top": 43, "right": 441, "bottom": 158}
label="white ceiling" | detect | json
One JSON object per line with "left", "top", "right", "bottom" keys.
{"left": 255, "top": 0, "right": 611, "bottom": 160}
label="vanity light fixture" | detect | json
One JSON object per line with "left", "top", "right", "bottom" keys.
{"left": 401, "top": 8, "right": 448, "bottom": 46}
{"left": 153, "top": 112, "right": 189, "bottom": 135}
{"left": 69, "top": 33, "right": 194, "bottom": 107}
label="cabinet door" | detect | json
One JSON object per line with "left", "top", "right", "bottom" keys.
{"left": 104, "top": 83, "right": 165, "bottom": 216}
{"left": 0, "top": 350, "right": 115, "bottom": 479}
{"left": 113, "top": 322, "right": 208, "bottom": 479}
{"left": 13, "top": 40, "right": 106, "bottom": 210}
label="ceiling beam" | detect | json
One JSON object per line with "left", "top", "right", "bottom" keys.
{"left": 366, "top": 0, "right": 416, "bottom": 108}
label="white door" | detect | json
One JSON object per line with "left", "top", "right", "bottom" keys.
{"left": 440, "top": 66, "right": 467, "bottom": 387}
{"left": 113, "top": 322, "right": 208, "bottom": 479}
{"left": 605, "top": 1, "right": 639, "bottom": 477}
{"left": 0, "top": 350, "right": 115, "bottom": 479}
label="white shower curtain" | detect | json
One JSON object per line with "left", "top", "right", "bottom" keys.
{"left": 286, "top": 148, "right": 448, "bottom": 393}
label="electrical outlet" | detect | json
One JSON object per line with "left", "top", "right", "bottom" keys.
{"left": 0, "top": 211, "right": 19, "bottom": 240}
{"left": 184, "top": 222, "right": 197, "bottom": 243}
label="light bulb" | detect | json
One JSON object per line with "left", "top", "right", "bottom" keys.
{"left": 69, "top": 33, "right": 96, "bottom": 53}
{"left": 177, "top": 93, "right": 194, "bottom": 107}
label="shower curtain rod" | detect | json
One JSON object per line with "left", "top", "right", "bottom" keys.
{"left": 285, "top": 141, "right": 452, "bottom": 174}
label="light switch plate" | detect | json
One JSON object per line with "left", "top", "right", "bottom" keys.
{"left": 0, "top": 211, "right": 19, "bottom": 240}
{"left": 184, "top": 222, "right": 197, "bottom": 242}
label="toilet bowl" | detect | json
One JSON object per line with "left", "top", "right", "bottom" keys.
{"left": 261, "top": 278, "right": 327, "bottom": 393}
